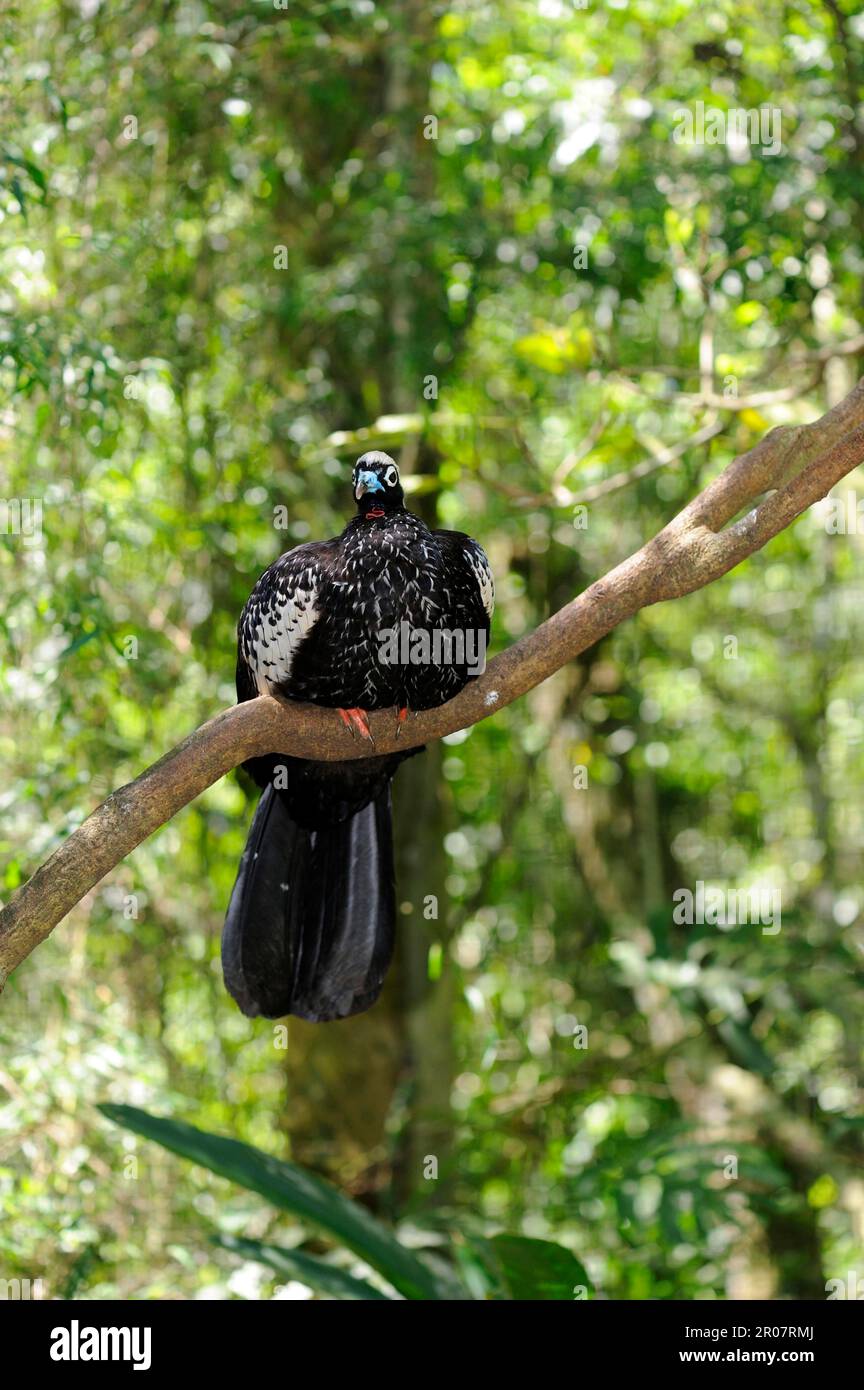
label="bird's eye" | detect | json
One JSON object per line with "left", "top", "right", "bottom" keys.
{"left": 384, "top": 465, "right": 398, "bottom": 487}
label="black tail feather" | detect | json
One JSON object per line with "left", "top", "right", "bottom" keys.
{"left": 221, "top": 783, "right": 395, "bottom": 1023}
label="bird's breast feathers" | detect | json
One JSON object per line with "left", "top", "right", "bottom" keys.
{"left": 238, "top": 513, "right": 492, "bottom": 698}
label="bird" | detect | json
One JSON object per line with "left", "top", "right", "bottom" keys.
{"left": 222, "top": 451, "right": 494, "bottom": 1023}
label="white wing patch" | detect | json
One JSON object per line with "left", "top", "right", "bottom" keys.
{"left": 241, "top": 564, "right": 321, "bottom": 694}
{"left": 464, "top": 542, "right": 495, "bottom": 620}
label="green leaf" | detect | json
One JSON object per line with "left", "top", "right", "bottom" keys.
{"left": 715, "top": 1017, "right": 774, "bottom": 1077}
{"left": 487, "top": 1234, "right": 591, "bottom": 1300}
{"left": 15, "top": 155, "right": 47, "bottom": 195}
{"left": 59, "top": 627, "right": 101, "bottom": 660}
{"left": 515, "top": 329, "right": 583, "bottom": 374}
{"left": 212, "top": 1233, "right": 393, "bottom": 1301}
{"left": 9, "top": 175, "right": 26, "bottom": 216}
{"left": 99, "top": 1104, "right": 447, "bottom": 1300}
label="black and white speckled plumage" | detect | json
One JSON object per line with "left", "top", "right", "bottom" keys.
{"left": 238, "top": 513, "right": 492, "bottom": 713}
{"left": 222, "top": 452, "right": 494, "bottom": 1023}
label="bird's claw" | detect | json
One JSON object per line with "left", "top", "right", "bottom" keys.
{"left": 395, "top": 706, "right": 409, "bottom": 738}
{"left": 338, "top": 707, "right": 375, "bottom": 745}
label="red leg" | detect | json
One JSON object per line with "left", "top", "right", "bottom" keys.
{"left": 395, "top": 705, "right": 409, "bottom": 737}
{"left": 337, "top": 707, "right": 375, "bottom": 743}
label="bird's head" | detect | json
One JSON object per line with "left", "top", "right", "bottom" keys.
{"left": 352, "top": 451, "right": 403, "bottom": 517}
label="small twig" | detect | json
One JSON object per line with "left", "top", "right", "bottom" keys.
{"left": 551, "top": 411, "right": 611, "bottom": 499}
{"left": 680, "top": 373, "right": 823, "bottom": 413}
{"left": 571, "top": 416, "right": 724, "bottom": 505}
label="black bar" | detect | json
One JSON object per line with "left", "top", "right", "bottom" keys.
{"left": 7, "top": 1295, "right": 859, "bottom": 1375}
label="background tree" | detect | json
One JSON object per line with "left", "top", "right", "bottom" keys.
{"left": 1, "top": 0, "right": 862, "bottom": 1299}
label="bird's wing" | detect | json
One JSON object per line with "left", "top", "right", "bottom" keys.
{"left": 462, "top": 536, "right": 495, "bottom": 621}
{"left": 433, "top": 529, "right": 495, "bottom": 623}
{"left": 236, "top": 541, "right": 332, "bottom": 698}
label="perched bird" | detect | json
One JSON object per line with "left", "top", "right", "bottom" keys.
{"left": 222, "top": 452, "right": 494, "bottom": 1023}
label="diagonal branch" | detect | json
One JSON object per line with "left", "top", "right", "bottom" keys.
{"left": 2, "top": 379, "right": 864, "bottom": 991}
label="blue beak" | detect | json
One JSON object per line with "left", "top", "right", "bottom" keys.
{"left": 356, "top": 469, "right": 384, "bottom": 497}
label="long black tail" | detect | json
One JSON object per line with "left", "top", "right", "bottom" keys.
{"left": 221, "top": 784, "right": 395, "bottom": 1022}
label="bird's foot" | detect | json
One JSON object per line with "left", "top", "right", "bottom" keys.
{"left": 337, "top": 707, "right": 375, "bottom": 745}
{"left": 394, "top": 705, "right": 409, "bottom": 738}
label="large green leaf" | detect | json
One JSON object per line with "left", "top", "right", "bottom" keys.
{"left": 99, "top": 1104, "right": 447, "bottom": 1300}
{"left": 213, "top": 1234, "right": 393, "bottom": 1301}
{"left": 487, "top": 1235, "right": 591, "bottom": 1301}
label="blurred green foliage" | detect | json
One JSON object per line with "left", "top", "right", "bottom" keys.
{"left": 0, "top": 0, "right": 862, "bottom": 1300}
{"left": 101, "top": 1102, "right": 592, "bottom": 1299}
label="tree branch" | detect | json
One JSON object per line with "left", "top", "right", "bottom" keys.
{"left": 3, "top": 379, "right": 864, "bottom": 991}
{"left": 572, "top": 415, "right": 724, "bottom": 504}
